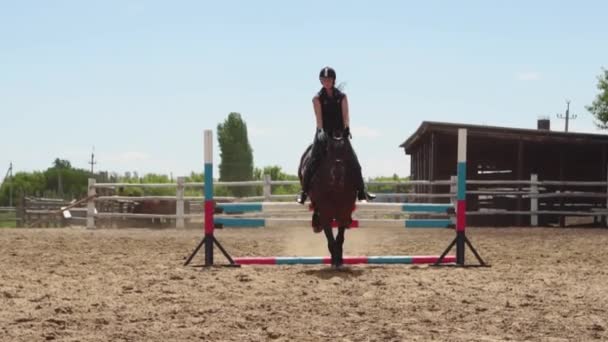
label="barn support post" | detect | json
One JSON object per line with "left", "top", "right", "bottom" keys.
{"left": 430, "top": 132, "right": 436, "bottom": 199}
{"left": 605, "top": 166, "right": 608, "bottom": 228}
{"left": 176, "top": 177, "right": 185, "bottom": 229}
{"left": 530, "top": 174, "right": 538, "bottom": 226}
{"left": 516, "top": 141, "right": 524, "bottom": 226}
{"left": 86, "top": 178, "right": 96, "bottom": 229}
{"left": 559, "top": 149, "right": 566, "bottom": 227}
{"left": 602, "top": 145, "right": 608, "bottom": 227}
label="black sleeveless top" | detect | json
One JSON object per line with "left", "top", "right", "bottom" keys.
{"left": 318, "top": 87, "right": 345, "bottom": 132}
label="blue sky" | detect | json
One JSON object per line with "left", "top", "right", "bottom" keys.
{"left": 1, "top": 1, "right": 607, "bottom": 179}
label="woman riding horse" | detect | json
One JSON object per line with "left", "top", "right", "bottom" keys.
{"left": 296, "top": 66, "right": 375, "bottom": 204}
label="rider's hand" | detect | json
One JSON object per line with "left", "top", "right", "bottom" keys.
{"left": 316, "top": 128, "right": 327, "bottom": 142}
{"left": 343, "top": 126, "right": 352, "bottom": 139}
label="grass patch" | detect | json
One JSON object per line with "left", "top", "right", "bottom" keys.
{"left": 0, "top": 212, "right": 17, "bottom": 228}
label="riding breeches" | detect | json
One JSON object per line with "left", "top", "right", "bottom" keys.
{"left": 302, "top": 131, "right": 327, "bottom": 192}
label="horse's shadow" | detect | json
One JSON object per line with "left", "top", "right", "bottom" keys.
{"left": 299, "top": 266, "right": 369, "bottom": 280}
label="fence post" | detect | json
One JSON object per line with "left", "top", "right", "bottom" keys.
{"left": 176, "top": 177, "right": 185, "bottom": 229}
{"left": 449, "top": 175, "right": 457, "bottom": 225}
{"left": 17, "top": 194, "right": 25, "bottom": 228}
{"left": 605, "top": 167, "right": 608, "bottom": 228}
{"left": 450, "top": 175, "right": 457, "bottom": 207}
{"left": 87, "top": 178, "right": 96, "bottom": 229}
{"left": 530, "top": 174, "right": 538, "bottom": 226}
{"left": 263, "top": 174, "right": 272, "bottom": 201}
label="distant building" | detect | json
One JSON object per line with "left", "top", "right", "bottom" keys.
{"left": 399, "top": 120, "right": 608, "bottom": 226}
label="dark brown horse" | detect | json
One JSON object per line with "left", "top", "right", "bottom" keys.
{"left": 298, "top": 130, "right": 357, "bottom": 268}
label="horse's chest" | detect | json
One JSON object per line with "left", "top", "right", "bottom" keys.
{"left": 329, "top": 162, "right": 346, "bottom": 187}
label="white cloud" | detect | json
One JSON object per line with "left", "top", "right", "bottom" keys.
{"left": 516, "top": 72, "right": 541, "bottom": 81}
{"left": 105, "top": 151, "right": 150, "bottom": 163}
{"left": 360, "top": 156, "right": 409, "bottom": 178}
{"left": 351, "top": 125, "right": 380, "bottom": 138}
{"left": 248, "top": 124, "right": 272, "bottom": 137}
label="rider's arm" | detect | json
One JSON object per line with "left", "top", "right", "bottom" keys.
{"left": 313, "top": 96, "right": 323, "bottom": 129}
{"left": 341, "top": 95, "right": 350, "bottom": 128}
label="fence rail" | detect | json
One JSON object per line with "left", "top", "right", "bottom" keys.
{"left": 10, "top": 174, "right": 608, "bottom": 228}
{"left": 72, "top": 173, "right": 608, "bottom": 229}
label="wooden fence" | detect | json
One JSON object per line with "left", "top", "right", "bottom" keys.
{"left": 81, "top": 174, "right": 608, "bottom": 229}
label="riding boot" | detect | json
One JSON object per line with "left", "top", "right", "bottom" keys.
{"left": 350, "top": 145, "right": 376, "bottom": 201}
{"left": 296, "top": 160, "right": 315, "bottom": 204}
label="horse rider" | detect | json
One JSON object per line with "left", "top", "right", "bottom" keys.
{"left": 296, "top": 66, "right": 376, "bottom": 204}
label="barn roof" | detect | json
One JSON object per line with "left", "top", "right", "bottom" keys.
{"left": 400, "top": 121, "right": 608, "bottom": 153}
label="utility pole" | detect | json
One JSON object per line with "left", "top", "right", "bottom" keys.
{"left": 89, "top": 146, "right": 97, "bottom": 174}
{"left": 556, "top": 100, "right": 578, "bottom": 132}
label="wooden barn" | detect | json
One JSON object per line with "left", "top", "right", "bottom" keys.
{"left": 400, "top": 121, "right": 608, "bottom": 227}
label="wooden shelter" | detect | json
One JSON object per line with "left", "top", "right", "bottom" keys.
{"left": 400, "top": 121, "right": 608, "bottom": 226}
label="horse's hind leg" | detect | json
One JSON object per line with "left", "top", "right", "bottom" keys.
{"left": 334, "top": 227, "right": 346, "bottom": 267}
{"left": 323, "top": 226, "right": 336, "bottom": 266}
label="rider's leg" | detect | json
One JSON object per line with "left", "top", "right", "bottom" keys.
{"left": 350, "top": 145, "right": 376, "bottom": 201}
{"left": 297, "top": 131, "right": 326, "bottom": 204}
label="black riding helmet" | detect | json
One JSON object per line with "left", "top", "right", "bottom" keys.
{"left": 319, "top": 66, "right": 336, "bottom": 80}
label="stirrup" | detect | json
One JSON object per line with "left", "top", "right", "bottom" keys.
{"left": 296, "top": 191, "right": 308, "bottom": 204}
{"left": 358, "top": 191, "right": 376, "bottom": 201}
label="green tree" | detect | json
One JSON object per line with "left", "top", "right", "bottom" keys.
{"left": 367, "top": 174, "right": 411, "bottom": 193}
{"left": 253, "top": 165, "right": 299, "bottom": 196}
{"left": 217, "top": 112, "right": 255, "bottom": 197}
{"left": 587, "top": 68, "right": 608, "bottom": 128}
{"left": 44, "top": 159, "right": 90, "bottom": 199}
{"left": 0, "top": 171, "right": 47, "bottom": 204}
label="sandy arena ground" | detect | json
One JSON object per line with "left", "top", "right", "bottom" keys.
{"left": 1, "top": 226, "right": 608, "bottom": 341}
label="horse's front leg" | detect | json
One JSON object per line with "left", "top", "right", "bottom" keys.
{"left": 334, "top": 227, "right": 346, "bottom": 268}
{"left": 322, "top": 226, "right": 336, "bottom": 266}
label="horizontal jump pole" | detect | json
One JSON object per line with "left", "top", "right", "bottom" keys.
{"left": 96, "top": 196, "right": 203, "bottom": 201}
{"left": 402, "top": 203, "right": 454, "bottom": 214}
{"left": 234, "top": 255, "right": 457, "bottom": 265}
{"left": 214, "top": 217, "right": 362, "bottom": 228}
{"left": 95, "top": 213, "right": 201, "bottom": 219}
{"left": 213, "top": 217, "right": 454, "bottom": 229}
{"left": 405, "top": 219, "right": 454, "bottom": 228}
{"left": 216, "top": 202, "right": 455, "bottom": 214}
